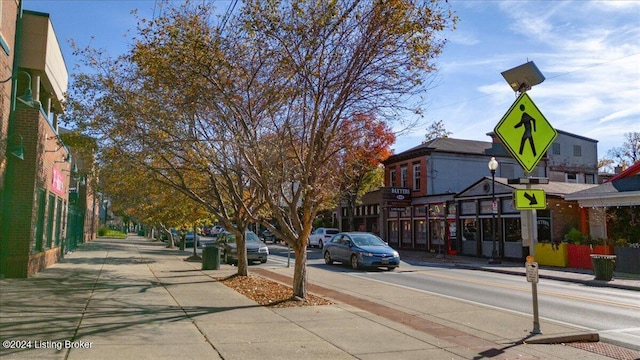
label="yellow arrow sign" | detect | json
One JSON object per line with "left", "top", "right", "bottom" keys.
{"left": 494, "top": 93, "right": 557, "bottom": 173}
{"left": 514, "top": 189, "right": 547, "bottom": 210}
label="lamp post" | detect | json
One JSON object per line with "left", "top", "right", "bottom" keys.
{"left": 102, "top": 199, "right": 109, "bottom": 227}
{"left": 488, "top": 157, "right": 501, "bottom": 264}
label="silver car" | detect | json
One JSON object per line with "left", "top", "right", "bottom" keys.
{"left": 215, "top": 230, "right": 269, "bottom": 264}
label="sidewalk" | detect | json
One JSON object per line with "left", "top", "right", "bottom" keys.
{"left": 0, "top": 236, "right": 638, "bottom": 360}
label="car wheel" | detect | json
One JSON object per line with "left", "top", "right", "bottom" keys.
{"left": 386, "top": 266, "right": 396, "bottom": 271}
{"left": 324, "top": 251, "right": 333, "bottom": 265}
{"left": 260, "top": 259, "right": 267, "bottom": 263}
{"left": 351, "top": 254, "right": 359, "bottom": 270}
{"left": 318, "top": 240, "right": 323, "bottom": 249}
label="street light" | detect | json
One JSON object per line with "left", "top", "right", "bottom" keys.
{"left": 102, "top": 199, "right": 109, "bottom": 226}
{"left": 488, "top": 157, "right": 501, "bottom": 264}
{"left": 1, "top": 70, "right": 36, "bottom": 108}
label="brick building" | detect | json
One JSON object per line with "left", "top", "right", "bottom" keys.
{"left": 347, "top": 130, "right": 601, "bottom": 261}
{"left": 0, "top": 4, "right": 89, "bottom": 278}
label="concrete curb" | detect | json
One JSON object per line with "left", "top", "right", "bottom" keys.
{"left": 454, "top": 264, "right": 640, "bottom": 292}
{"left": 524, "top": 332, "right": 600, "bottom": 345}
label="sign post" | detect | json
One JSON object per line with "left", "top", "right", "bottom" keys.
{"left": 495, "top": 90, "right": 555, "bottom": 335}
{"left": 526, "top": 257, "right": 541, "bottom": 334}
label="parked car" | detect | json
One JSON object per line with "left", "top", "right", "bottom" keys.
{"left": 323, "top": 232, "right": 400, "bottom": 271}
{"left": 210, "top": 225, "right": 225, "bottom": 238}
{"left": 261, "top": 228, "right": 283, "bottom": 243}
{"left": 184, "top": 232, "right": 200, "bottom": 248}
{"left": 308, "top": 227, "right": 339, "bottom": 249}
{"left": 214, "top": 230, "right": 269, "bottom": 264}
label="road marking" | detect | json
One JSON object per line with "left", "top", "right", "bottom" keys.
{"left": 393, "top": 270, "right": 640, "bottom": 310}
{"left": 599, "top": 327, "right": 640, "bottom": 333}
{"left": 349, "top": 272, "right": 596, "bottom": 332}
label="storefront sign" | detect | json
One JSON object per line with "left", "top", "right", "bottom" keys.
{"left": 383, "top": 187, "right": 412, "bottom": 201}
{"left": 51, "top": 168, "right": 65, "bottom": 196}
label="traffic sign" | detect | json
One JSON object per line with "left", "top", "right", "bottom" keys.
{"left": 525, "top": 262, "right": 539, "bottom": 283}
{"left": 514, "top": 189, "right": 547, "bottom": 210}
{"left": 494, "top": 93, "right": 557, "bottom": 173}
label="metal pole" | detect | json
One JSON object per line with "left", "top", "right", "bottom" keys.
{"left": 491, "top": 170, "right": 498, "bottom": 263}
{"left": 527, "top": 179, "right": 542, "bottom": 334}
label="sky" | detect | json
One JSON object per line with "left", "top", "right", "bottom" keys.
{"left": 23, "top": 0, "right": 640, "bottom": 160}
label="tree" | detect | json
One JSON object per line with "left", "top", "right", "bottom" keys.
{"left": 422, "top": 120, "right": 452, "bottom": 143}
{"left": 603, "top": 132, "right": 640, "bottom": 172}
{"left": 64, "top": 0, "right": 456, "bottom": 299}
{"left": 338, "top": 114, "right": 395, "bottom": 231}
{"left": 98, "top": 146, "right": 211, "bottom": 249}
{"left": 230, "top": 0, "right": 456, "bottom": 298}
{"left": 65, "top": 2, "right": 264, "bottom": 276}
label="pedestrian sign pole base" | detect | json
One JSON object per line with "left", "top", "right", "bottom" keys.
{"left": 531, "top": 281, "right": 542, "bottom": 335}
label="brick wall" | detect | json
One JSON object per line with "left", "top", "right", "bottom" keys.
{"left": 0, "top": 0, "right": 19, "bottom": 244}
{"left": 549, "top": 198, "right": 582, "bottom": 243}
{"left": 2, "top": 104, "right": 70, "bottom": 277}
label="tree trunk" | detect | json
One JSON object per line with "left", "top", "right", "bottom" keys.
{"left": 292, "top": 240, "right": 308, "bottom": 299}
{"left": 236, "top": 231, "right": 249, "bottom": 276}
{"left": 347, "top": 194, "right": 357, "bottom": 231}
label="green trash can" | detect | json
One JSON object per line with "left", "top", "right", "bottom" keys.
{"left": 202, "top": 246, "right": 220, "bottom": 270}
{"left": 590, "top": 254, "right": 616, "bottom": 281}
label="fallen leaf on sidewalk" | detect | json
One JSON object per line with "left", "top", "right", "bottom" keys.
{"left": 217, "top": 274, "right": 333, "bottom": 308}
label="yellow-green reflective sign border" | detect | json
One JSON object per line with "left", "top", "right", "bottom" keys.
{"left": 494, "top": 93, "right": 557, "bottom": 173}
{"left": 514, "top": 189, "right": 547, "bottom": 210}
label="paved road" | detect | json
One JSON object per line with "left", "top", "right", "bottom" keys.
{"left": 266, "top": 244, "right": 640, "bottom": 351}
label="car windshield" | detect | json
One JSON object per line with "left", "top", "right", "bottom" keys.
{"left": 326, "top": 229, "right": 339, "bottom": 235}
{"left": 223, "top": 232, "right": 261, "bottom": 243}
{"left": 351, "top": 234, "right": 386, "bottom": 247}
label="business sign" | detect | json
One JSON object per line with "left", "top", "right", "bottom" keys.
{"left": 382, "top": 187, "right": 412, "bottom": 201}
{"left": 494, "top": 92, "right": 557, "bottom": 173}
{"left": 51, "top": 168, "right": 65, "bottom": 196}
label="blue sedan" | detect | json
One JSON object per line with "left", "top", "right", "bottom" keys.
{"left": 323, "top": 232, "right": 400, "bottom": 271}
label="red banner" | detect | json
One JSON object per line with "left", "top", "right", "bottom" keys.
{"left": 51, "top": 167, "right": 65, "bottom": 195}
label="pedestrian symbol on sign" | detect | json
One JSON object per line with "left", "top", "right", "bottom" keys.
{"left": 515, "top": 104, "right": 537, "bottom": 157}
{"left": 494, "top": 93, "right": 557, "bottom": 173}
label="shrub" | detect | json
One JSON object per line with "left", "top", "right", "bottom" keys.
{"left": 563, "top": 228, "right": 586, "bottom": 244}
{"left": 98, "top": 228, "right": 127, "bottom": 238}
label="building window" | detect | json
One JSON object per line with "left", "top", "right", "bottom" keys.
{"left": 46, "top": 193, "right": 56, "bottom": 248}
{"left": 573, "top": 145, "right": 582, "bottom": 157}
{"left": 566, "top": 173, "right": 577, "bottom": 183}
{"left": 552, "top": 143, "right": 560, "bottom": 155}
{"left": 390, "top": 169, "right": 396, "bottom": 187}
{"left": 462, "top": 218, "right": 478, "bottom": 241}
{"left": 400, "top": 166, "right": 407, "bottom": 188}
{"left": 414, "top": 220, "right": 427, "bottom": 247}
{"left": 388, "top": 220, "right": 399, "bottom": 245}
{"left": 585, "top": 174, "right": 595, "bottom": 184}
{"left": 401, "top": 220, "right": 412, "bottom": 246}
{"left": 503, "top": 218, "right": 522, "bottom": 242}
{"left": 413, "top": 164, "right": 421, "bottom": 190}
{"left": 34, "top": 189, "right": 47, "bottom": 252}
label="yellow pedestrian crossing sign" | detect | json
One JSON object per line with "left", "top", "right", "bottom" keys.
{"left": 494, "top": 93, "right": 557, "bottom": 173}
{"left": 514, "top": 189, "right": 547, "bottom": 210}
